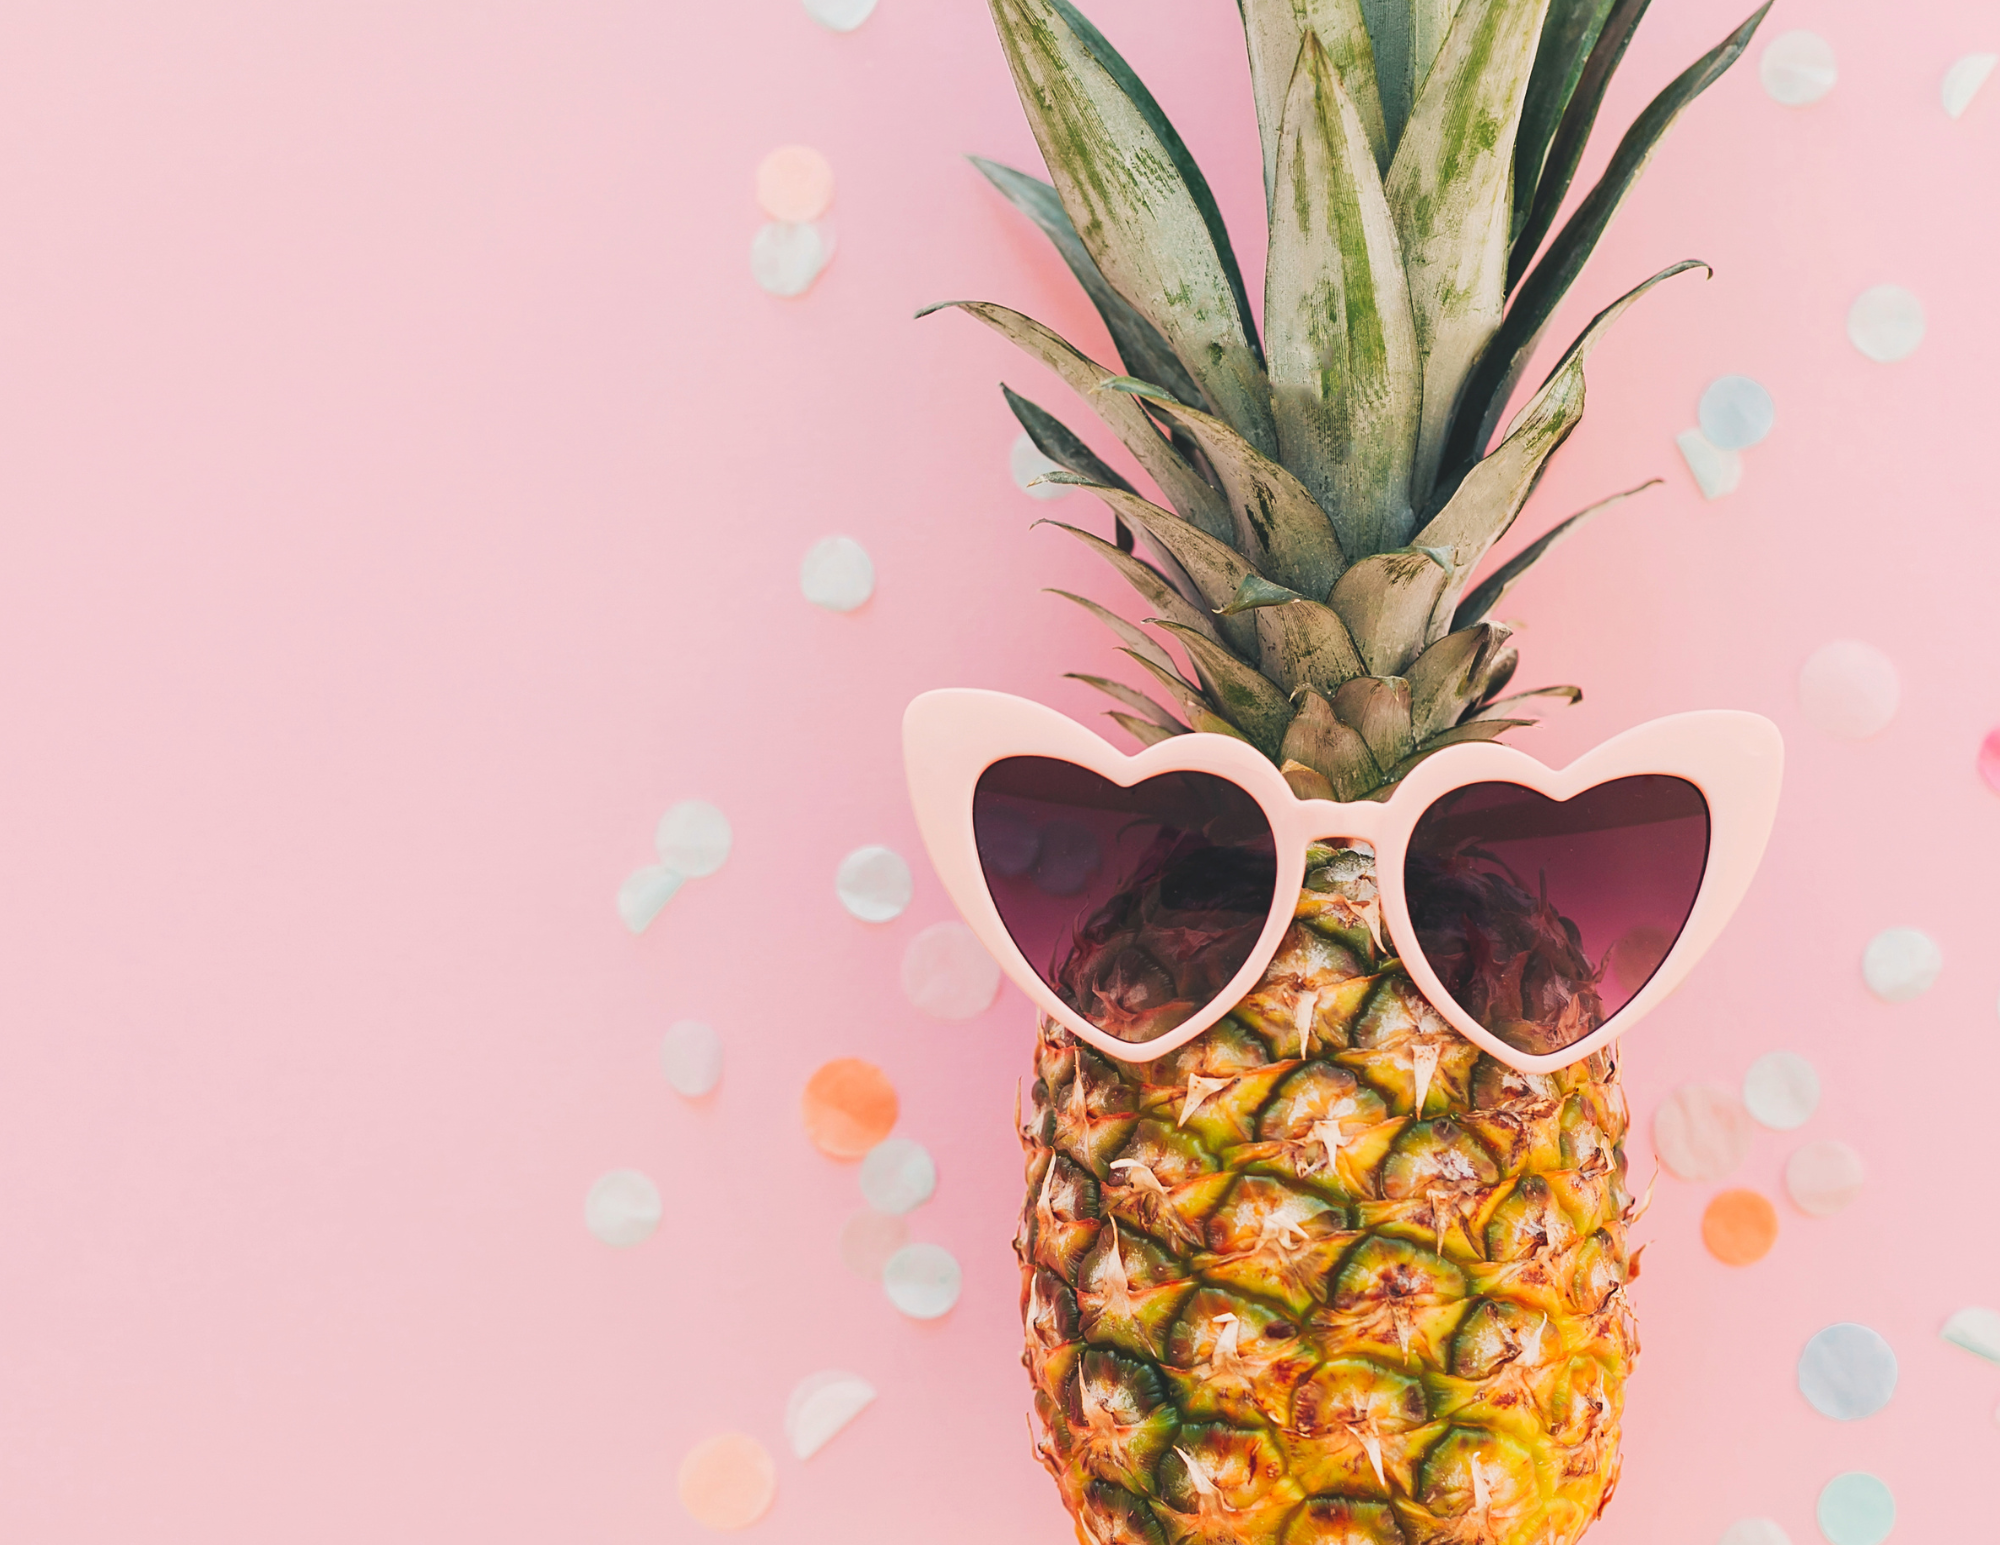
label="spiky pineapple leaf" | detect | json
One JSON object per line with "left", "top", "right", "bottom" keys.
{"left": 1068, "top": 673, "right": 1184, "bottom": 728}
{"left": 1282, "top": 686, "right": 1382, "bottom": 800}
{"left": 1120, "top": 647, "right": 1220, "bottom": 725}
{"left": 1152, "top": 622, "right": 1294, "bottom": 756}
{"left": 1333, "top": 675, "right": 1414, "bottom": 770}
{"left": 1381, "top": 717, "right": 1535, "bottom": 784}
{"left": 1257, "top": 597, "right": 1370, "bottom": 696}
{"left": 1452, "top": 478, "right": 1659, "bottom": 628}
{"left": 1218, "top": 572, "right": 1307, "bottom": 615}
{"left": 1264, "top": 32, "right": 1422, "bottom": 560}
{"left": 1240, "top": 0, "right": 1387, "bottom": 200}
{"left": 1107, "top": 710, "right": 1185, "bottom": 746}
{"left": 988, "top": 0, "right": 1277, "bottom": 454}
{"left": 1509, "top": 0, "right": 1618, "bottom": 251}
{"left": 1472, "top": 642, "right": 1519, "bottom": 704}
{"left": 1327, "top": 546, "right": 1453, "bottom": 677}
{"left": 1005, "top": 386, "right": 1137, "bottom": 551}
{"left": 1469, "top": 683, "right": 1581, "bottom": 721}
{"left": 1404, "top": 623, "right": 1512, "bottom": 739}
{"left": 1042, "top": 520, "right": 1221, "bottom": 648}
{"left": 1046, "top": 588, "right": 1179, "bottom": 675}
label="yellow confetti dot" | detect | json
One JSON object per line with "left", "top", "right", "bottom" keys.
{"left": 1702, "top": 1188, "right": 1778, "bottom": 1266}
{"left": 677, "top": 1432, "right": 776, "bottom": 1531}
{"left": 802, "top": 1058, "right": 898, "bottom": 1158}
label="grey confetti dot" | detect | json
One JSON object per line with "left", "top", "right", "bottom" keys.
{"left": 837, "top": 845, "right": 913, "bottom": 922}
{"left": 1698, "top": 375, "right": 1775, "bottom": 450}
{"left": 1798, "top": 1323, "right": 1897, "bottom": 1421}
{"left": 883, "top": 1241, "right": 961, "bottom": 1319}
{"left": 750, "top": 220, "right": 833, "bottom": 297}
{"left": 1847, "top": 285, "right": 1925, "bottom": 363}
{"left": 800, "top": 535, "right": 875, "bottom": 612}
{"left": 802, "top": 0, "right": 878, "bottom": 32}
{"left": 1862, "top": 927, "right": 1940, "bottom": 1001}
{"left": 584, "top": 1169, "right": 662, "bottom": 1247}
{"left": 617, "top": 865, "right": 684, "bottom": 934}
{"left": 657, "top": 801, "right": 731, "bottom": 878}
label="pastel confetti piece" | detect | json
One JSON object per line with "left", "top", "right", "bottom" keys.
{"left": 1942, "top": 53, "right": 1996, "bottom": 119}
{"left": 1702, "top": 1189, "right": 1778, "bottom": 1266}
{"left": 1976, "top": 727, "right": 2000, "bottom": 790}
{"left": 1862, "top": 927, "right": 1940, "bottom": 1002}
{"left": 802, "top": 0, "right": 878, "bottom": 32}
{"left": 883, "top": 1241, "right": 962, "bottom": 1319}
{"left": 1940, "top": 1306, "right": 2000, "bottom": 1363}
{"left": 657, "top": 801, "right": 732, "bottom": 878}
{"left": 661, "top": 1020, "right": 723, "bottom": 1098}
{"left": 1010, "top": 433, "right": 1070, "bottom": 501}
{"left": 756, "top": 145, "right": 835, "bottom": 223}
{"left": 901, "top": 921, "right": 1002, "bottom": 1020}
{"left": 1742, "top": 1051, "right": 1820, "bottom": 1130}
{"left": 1816, "top": 1473, "right": 1894, "bottom": 1545}
{"left": 1676, "top": 428, "right": 1741, "bottom": 500}
{"left": 1847, "top": 284, "right": 1925, "bottom": 363}
{"left": 1786, "top": 1140, "right": 1865, "bottom": 1217}
{"left": 799, "top": 535, "right": 875, "bottom": 612}
{"left": 617, "top": 865, "right": 684, "bottom": 934}
{"left": 840, "top": 1208, "right": 910, "bottom": 1278}
{"left": 750, "top": 220, "right": 833, "bottom": 297}
{"left": 1719, "top": 1521, "right": 1791, "bottom": 1545}
{"left": 1798, "top": 1323, "right": 1898, "bottom": 1421}
{"left": 785, "top": 1370, "right": 877, "bottom": 1459}
{"left": 802, "top": 1058, "right": 899, "bottom": 1159}
{"left": 837, "top": 845, "right": 913, "bottom": 922}
{"left": 859, "top": 1136, "right": 937, "bottom": 1215}
{"left": 1698, "top": 375, "right": 1775, "bottom": 449}
{"left": 583, "top": 1169, "right": 662, "bottom": 1247}
{"left": 677, "top": 1432, "right": 777, "bottom": 1531}
{"left": 1760, "top": 30, "right": 1837, "bottom": 105}
{"left": 1651, "top": 1083, "right": 1754, "bottom": 1182}
{"left": 1798, "top": 640, "right": 1899, "bottom": 739}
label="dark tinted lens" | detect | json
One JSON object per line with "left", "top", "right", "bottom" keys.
{"left": 1404, "top": 776, "right": 1709, "bottom": 1057}
{"left": 973, "top": 756, "right": 1279, "bottom": 1044}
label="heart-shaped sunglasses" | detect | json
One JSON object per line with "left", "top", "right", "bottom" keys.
{"left": 904, "top": 689, "right": 1782, "bottom": 1074}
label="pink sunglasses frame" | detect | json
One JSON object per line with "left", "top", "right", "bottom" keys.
{"left": 904, "top": 688, "right": 1783, "bottom": 1074}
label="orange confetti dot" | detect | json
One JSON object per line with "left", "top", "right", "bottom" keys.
{"left": 802, "top": 1058, "right": 898, "bottom": 1158}
{"left": 756, "top": 145, "right": 835, "bottom": 223}
{"left": 678, "top": 1432, "right": 776, "bottom": 1532}
{"left": 1702, "top": 1188, "right": 1779, "bottom": 1266}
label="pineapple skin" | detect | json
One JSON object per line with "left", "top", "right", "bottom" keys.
{"left": 1017, "top": 862, "right": 1635, "bottom": 1545}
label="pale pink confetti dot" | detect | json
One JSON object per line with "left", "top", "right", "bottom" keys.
{"left": 1786, "top": 1139, "right": 1865, "bottom": 1217}
{"left": 901, "top": 920, "right": 1002, "bottom": 1019}
{"left": 1798, "top": 641, "right": 1899, "bottom": 739}
{"left": 1977, "top": 728, "right": 2000, "bottom": 791}
{"left": 678, "top": 1432, "right": 776, "bottom": 1532}
{"left": 756, "top": 145, "right": 835, "bottom": 224}
{"left": 1651, "top": 1083, "right": 1754, "bottom": 1182}
{"left": 840, "top": 1208, "right": 909, "bottom": 1278}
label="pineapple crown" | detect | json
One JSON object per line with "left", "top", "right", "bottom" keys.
{"left": 923, "top": 0, "right": 1768, "bottom": 799}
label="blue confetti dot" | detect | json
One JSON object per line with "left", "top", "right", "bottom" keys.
{"left": 1798, "top": 1323, "right": 1897, "bottom": 1420}
{"left": 1817, "top": 1472, "right": 1894, "bottom": 1545}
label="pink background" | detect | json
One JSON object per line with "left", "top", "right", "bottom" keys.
{"left": 0, "top": 0, "right": 1994, "bottom": 1539}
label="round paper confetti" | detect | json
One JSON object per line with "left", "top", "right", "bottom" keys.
{"left": 1786, "top": 1139, "right": 1865, "bottom": 1217}
{"left": 1862, "top": 926, "right": 1940, "bottom": 1001}
{"left": 1798, "top": 640, "right": 1899, "bottom": 739}
{"left": 1817, "top": 1473, "right": 1894, "bottom": 1545}
{"left": 859, "top": 1136, "right": 937, "bottom": 1215}
{"left": 1703, "top": 1189, "right": 1779, "bottom": 1266}
{"left": 1743, "top": 1051, "right": 1820, "bottom": 1130}
{"left": 617, "top": 864, "right": 684, "bottom": 934}
{"left": 1652, "top": 1083, "right": 1754, "bottom": 1182}
{"left": 1940, "top": 1305, "right": 2000, "bottom": 1363}
{"left": 1799, "top": 1323, "right": 1898, "bottom": 1421}
{"left": 1010, "top": 433, "right": 1070, "bottom": 501}
{"left": 840, "top": 1208, "right": 910, "bottom": 1278}
{"left": 1676, "top": 427, "right": 1741, "bottom": 500}
{"left": 1698, "top": 375, "right": 1775, "bottom": 450}
{"left": 661, "top": 1020, "right": 723, "bottom": 1097}
{"left": 901, "top": 921, "right": 1002, "bottom": 1019}
{"left": 883, "top": 1241, "right": 962, "bottom": 1319}
{"left": 800, "top": 535, "right": 875, "bottom": 612}
{"left": 584, "top": 1169, "right": 661, "bottom": 1247}
{"left": 837, "top": 845, "right": 913, "bottom": 922}
{"left": 750, "top": 220, "right": 832, "bottom": 297}
{"left": 1942, "top": 53, "right": 1996, "bottom": 120}
{"left": 1976, "top": 727, "right": 2000, "bottom": 790}
{"left": 678, "top": 1432, "right": 777, "bottom": 1532}
{"left": 802, "top": 0, "right": 878, "bottom": 32}
{"left": 657, "top": 801, "right": 731, "bottom": 878}
{"left": 756, "top": 145, "right": 835, "bottom": 223}
{"left": 802, "top": 1058, "right": 898, "bottom": 1159}
{"left": 785, "top": 1370, "right": 877, "bottom": 1459}
{"left": 1760, "top": 30, "right": 1836, "bottom": 106}
{"left": 1847, "top": 285, "right": 1925, "bottom": 363}
{"left": 1719, "top": 1521, "right": 1791, "bottom": 1545}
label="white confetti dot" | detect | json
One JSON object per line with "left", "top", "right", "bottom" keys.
{"left": 837, "top": 845, "right": 913, "bottom": 922}
{"left": 883, "top": 1241, "right": 962, "bottom": 1319}
{"left": 1698, "top": 375, "right": 1775, "bottom": 450}
{"left": 802, "top": 0, "right": 878, "bottom": 32}
{"left": 1010, "top": 433, "right": 1070, "bottom": 501}
{"left": 1798, "top": 640, "right": 1898, "bottom": 739}
{"left": 1742, "top": 1051, "right": 1819, "bottom": 1130}
{"left": 785, "top": 1370, "right": 877, "bottom": 1459}
{"left": 1846, "top": 284, "right": 1925, "bottom": 363}
{"left": 800, "top": 535, "right": 875, "bottom": 612}
{"left": 1942, "top": 53, "right": 1997, "bottom": 119}
{"left": 1651, "top": 1083, "right": 1754, "bottom": 1182}
{"left": 1675, "top": 428, "right": 1741, "bottom": 500}
{"left": 1941, "top": 1306, "right": 2000, "bottom": 1363}
{"left": 661, "top": 1020, "right": 723, "bottom": 1097}
{"left": 1760, "top": 30, "right": 1837, "bottom": 106}
{"left": 859, "top": 1136, "right": 937, "bottom": 1215}
{"left": 840, "top": 1208, "right": 910, "bottom": 1278}
{"left": 1862, "top": 926, "right": 1940, "bottom": 1001}
{"left": 902, "top": 921, "right": 1002, "bottom": 1019}
{"left": 1799, "top": 1323, "right": 1897, "bottom": 1420}
{"left": 1786, "top": 1140, "right": 1865, "bottom": 1217}
{"left": 1817, "top": 1473, "right": 1895, "bottom": 1545}
{"left": 618, "top": 865, "right": 685, "bottom": 934}
{"left": 750, "top": 220, "right": 834, "bottom": 297}
{"left": 657, "top": 801, "right": 731, "bottom": 878}
{"left": 1719, "top": 1521, "right": 1791, "bottom": 1545}
{"left": 585, "top": 1169, "right": 662, "bottom": 1247}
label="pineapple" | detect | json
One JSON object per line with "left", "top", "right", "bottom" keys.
{"left": 928, "top": 0, "right": 1769, "bottom": 1541}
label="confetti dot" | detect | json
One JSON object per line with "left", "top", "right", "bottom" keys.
{"left": 1703, "top": 1189, "right": 1779, "bottom": 1266}
{"left": 785, "top": 1370, "right": 877, "bottom": 1459}
{"left": 1817, "top": 1473, "right": 1894, "bottom": 1545}
{"left": 1940, "top": 1306, "right": 2000, "bottom": 1363}
{"left": 1942, "top": 53, "right": 1996, "bottom": 119}
{"left": 1743, "top": 1051, "right": 1820, "bottom": 1130}
{"left": 1760, "top": 30, "right": 1836, "bottom": 105}
{"left": 584, "top": 1170, "right": 661, "bottom": 1247}
{"left": 1976, "top": 728, "right": 2000, "bottom": 790}
{"left": 1798, "top": 640, "right": 1899, "bottom": 739}
{"left": 657, "top": 801, "right": 732, "bottom": 878}
{"left": 883, "top": 1241, "right": 962, "bottom": 1319}
{"left": 1675, "top": 428, "right": 1741, "bottom": 500}
{"left": 1698, "top": 375, "right": 1775, "bottom": 450}
{"left": 1799, "top": 1324, "right": 1898, "bottom": 1421}
{"left": 1719, "top": 1522, "right": 1791, "bottom": 1545}
{"left": 800, "top": 535, "right": 875, "bottom": 612}
{"left": 617, "top": 864, "right": 684, "bottom": 934}
{"left": 837, "top": 845, "right": 913, "bottom": 922}
{"left": 661, "top": 1020, "right": 723, "bottom": 1097}
{"left": 860, "top": 1136, "right": 937, "bottom": 1215}
{"left": 901, "top": 921, "right": 1002, "bottom": 1019}
{"left": 756, "top": 145, "right": 835, "bottom": 223}
{"left": 1786, "top": 1140, "right": 1865, "bottom": 1217}
{"left": 840, "top": 1208, "right": 910, "bottom": 1278}
{"left": 1862, "top": 926, "right": 1940, "bottom": 1001}
{"left": 750, "top": 220, "right": 833, "bottom": 297}
{"left": 1010, "top": 433, "right": 1070, "bottom": 501}
{"left": 802, "top": 0, "right": 878, "bottom": 32}
{"left": 678, "top": 1432, "right": 777, "bottom": 1532}
{"left": 1847, "top": 285, "right": 1925, "bottom": 363}
{"left": 1652, "top": 1083, "right": 1754, "bottom": 1182}
{"left": 802, "top": 1058, "right": 899, "bottom": 1159}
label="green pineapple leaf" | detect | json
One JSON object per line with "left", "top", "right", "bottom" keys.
{"left": 1468, "top": 683, "right": 1582, "bottom": 721}
{"left": 1255, "top": 597, "right": 1370, "bottom": 696}
{"left": 1452, "top": 478, "right": 1659, "bottom": 628}
{"left": 1281, "top": 686, "right": 1383, "bottom": 800}
{"left": 1326, "top": 547, "right": 1453, "bottom": 676}
{"left": 1005, "top": 386, "right": 1137, "bottom": 551}
{"left": 1509, "top": 0, "right": 1619, "bottom": 252}
{"left": 1333, "top": 675, "right": 1415, "bottom": 771}
{"left": 1219, "top": 573, "right": 1307, "bottom": 615}
{"left": 1240, "top": 0, "right": 1388, "bottom": 199}
{"left": 1046, "top": 588, "right": 1179, "bottom": 676}
{"left": 1382, "top": 717, "right": 1536, "bottom": 783}
{"left": 1152, "top": 622, "right": 1295, "bottom": 756}
{"left": 1106, "top": 710, "right": 1186, "bottom": 746}
{"left": 1119, "top": 646, "right": 1233, "bottom": 736}
{"left": 1041, "top": 520, "right": 1223, "bottom": 646}
{"left": 1067, "top": 673, "right": 1185, "bottom": 728}
{"left": 1404, "top": 623, "right": 1512, "bottom": 739}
